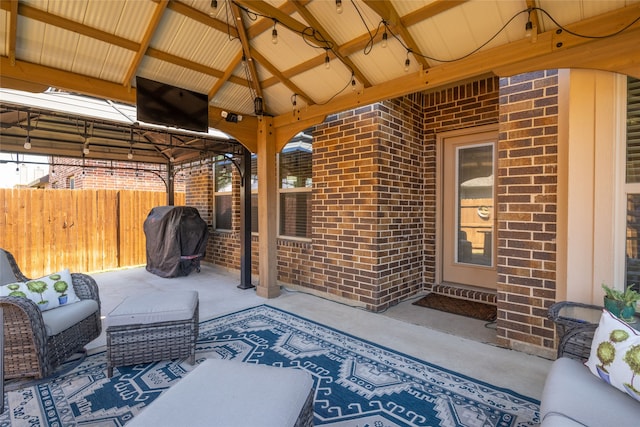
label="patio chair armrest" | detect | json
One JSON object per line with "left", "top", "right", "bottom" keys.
{"left": 0, "top": 248, "right": 30, "bottom": 282}
{"left": 71, "top": 273, "right": 101, "bottom": 309}
{"left": 557, "top": 323, "right": 597, "bottom": 362}
{"left": 0, "top": 295, "right": 50, "bottom": 378}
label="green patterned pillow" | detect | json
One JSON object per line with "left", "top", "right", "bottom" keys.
{"left": 0, "top": 269, "right": 81, "bottom": 311}
{"left": 584, "top": 309, "right": 640, "bottom": 402}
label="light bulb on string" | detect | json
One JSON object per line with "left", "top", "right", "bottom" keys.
{"left": 351, "top": 74, "right": 357, "bottom": 92}
{"left": 324, "top": 50, "right": 331, "bottom": 69}
{"left": 24, "top": 136, "right": 31, "bottom": 150}
{"left": 382, "top": 31, "right": 388, "bottom": 48}
{"left": 404, "top": 50, "right": 411, "bottom": 72}
{"left": 271, "top": 20, "right": 278, "bottom": 44}
{"left": 336, "top": 0, "right": 343, "bottom": 14}
{"left": 128, "top": 149, "right": 133, "bottom": 160}
{"left": 209, "top": 0, "right": 218, "bottom": 17}
{"left": 525, "top": 20, "right": 533, "bottom": 38}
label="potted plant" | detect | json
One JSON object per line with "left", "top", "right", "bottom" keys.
{"left": 602, "top": 284, "right": 640, "bottom": 322}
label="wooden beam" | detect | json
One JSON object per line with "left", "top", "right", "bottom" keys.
{"left": 273, "top": 4, "right": 640, "bottom": 128}
{"left": 7, "top": 0, "right": 17, "bottom": 65}
{"left": 208, "top": 51, "right": 243, "bottom": 100}
{"left": 167, "top": 0, "right": 238, "bottom": 38}
{"left": 230, "top": 3, "right": 263, "bottom": 100}
{"left": 8, "top": 2, "right": 139, "bottom": 51}
{"left": 401, "top": 0, "right": 467, "bottom": 27}
{"left": 291, "top": 1, "right": 372, "bottom": 88}
{"left": 0, "top": 57, "right": 136, "bottom": 104}
{"left": 123, "top": 1, "right": 169, "bottom": 87}
{"left": 251, "top": 50, "right": 313, "bottom": 106}
{"left": 146, "top": 48, "right": 248, "bottom": 87}
{"left": 363, "top": 0, "right": 429, "bottom": 69}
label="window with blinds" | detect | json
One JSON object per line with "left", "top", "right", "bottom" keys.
{"left": 625, "top": 77, "right": 640, "bottom": 291}
{"left": 213, "top": 156, "right": 233, "bottom": 230}
{"left": 626, "top": 77, "right": 640, "bottom": 182}
{"left": 279, "top": 130, "right": 312, "bottom": 239}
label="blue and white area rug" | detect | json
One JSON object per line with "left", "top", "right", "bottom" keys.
{"left": 1, "top": 305, "right": 539, "bottom": 426}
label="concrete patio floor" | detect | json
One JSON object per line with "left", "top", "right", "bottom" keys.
{"left": 88, "top": 262, "right": 552, "bottom": 401}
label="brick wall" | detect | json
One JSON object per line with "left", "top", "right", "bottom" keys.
{"left": 49, "top": 157, "right": 185, "bottom": 192}
{"left": 199, "top": 73, "right": 558, "bottom": 356}
{"left": 496, "top": 70, "right": 559, "bottom": 355}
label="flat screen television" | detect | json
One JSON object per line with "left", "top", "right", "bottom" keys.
{"left": 135, "top": 76, "right": 209, "bottom": 132}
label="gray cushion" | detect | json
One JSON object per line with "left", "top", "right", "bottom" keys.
{"left": 540, "top": 357, "right": 640, "bottom": 426}
{"left": 41, "top": 299, "right": 99, "bottom": 336}
{"left": 0, "top": 249, "right": 17, "bottom": 286}
{"left": 107, "top": 291, "right": 198, "bottom": 327}
{"left": 127, "top": 358, "right": 314, "bottom": 427}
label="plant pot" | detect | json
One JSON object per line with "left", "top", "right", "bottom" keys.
{"left": 603, "top": 297, "right": 637, "bottom": 322}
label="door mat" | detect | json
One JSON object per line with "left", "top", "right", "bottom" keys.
{"left": 413, "top": 293, "right": 497, "bottom": 321}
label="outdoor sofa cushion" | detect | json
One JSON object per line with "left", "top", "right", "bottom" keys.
{"left": 127, "top": 358, "right": 314, "bottom": 427}
{"left": 41, "top": 299, "right": 100, "bottom": 336}
{"left": 107, "top": 290, "right": 199, "bottom": 327}
{"left": 540, "top": 357, "right": 640, "bottom": 426}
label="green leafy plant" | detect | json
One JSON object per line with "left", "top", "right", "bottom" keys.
{"left": 597, "top": 341, "right": 616, "bottom": 373}
{"left": 602, "top": 284, "right": 640, "bottom": 306}
{"left": 624, "top": 344, "right": 640, "bottom": 393}
{"left": 53, "top": 280, "right": 68, "bottom": 297}
{"left": 6, "top": 283, "right": 27, "bottom": 298}
{"left": 26, "top": 280, "right": 48, "bottom": 305}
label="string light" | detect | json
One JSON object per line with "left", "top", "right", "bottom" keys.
{"left": 324, "top": 49, "right": 331, "bottom": 69}
{"left": 404, "top": 50, "right": 411, "bottom": 72}
{"left": 336, "top": 0, "right": 343, "bottom": 15}
{"left": 291, "top": 93, "right": 297, "bottom": 116}
{"left": 209, "top": 0, "right": 217, "bottom": 17}
{"left": 351, "top": 75, "right": 357, "bottom": 92}
{"left": 83, "top": 142, "right": 90, "bottom": 155}
{"left": 24, "top": 112, "right": 32, "bottom": 149}
{"left": 381, "top": 30, "right": 388, "bottom": 48}
{"left": 271, "top": 20, "right": 278, "bottom": 44}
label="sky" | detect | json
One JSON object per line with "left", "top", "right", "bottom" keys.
{"left": 0, "top": 153, "right": 49, "bottom": 188}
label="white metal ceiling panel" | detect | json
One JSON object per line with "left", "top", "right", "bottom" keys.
{"left": 304, "top": 0, "right": 382, "bottom": 46}
{"left": 263, "top": 82, "right": 306, "bottom": 116}
{"left": 15, "top": 16, "right": 46, "bottom": 63}
{"left": 38, "top": 25, "right": 79, "bottom": 71}
{"left": 348, "top": 41, "right": 414, "bottom": 85}
{"left": 210, "top": 81, "right": 255, "bottom": 115}
{"left": 290, "top": 62, "right": 354, "bottom": 107}
{"left": 113, "top": 0, "right": 156, "bottom": 42}
{"left": 34, "top": 0, "right": 88, "bottom": 22}
{"left": 72, "top": 37, "right": 119, "bottom": 79}
{"left": 392, "top": 0, "right": 435, "bottom": 17}
{"left": 137, "top": 56, "right": 213, "bottom": 96}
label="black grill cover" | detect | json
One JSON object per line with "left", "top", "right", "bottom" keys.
{"left": 143, "top": 206, "right": 209, "bottom": 278}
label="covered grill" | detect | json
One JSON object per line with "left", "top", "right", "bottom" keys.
{"left": 143, "top": 206, "right": 209, "bottom": 278}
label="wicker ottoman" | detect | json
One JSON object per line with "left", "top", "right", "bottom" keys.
{"left": 127, "top": 358, "right": 315, "bottom": 427}
{"left": 106, "top": 291, "right": 198, "bottom": 377}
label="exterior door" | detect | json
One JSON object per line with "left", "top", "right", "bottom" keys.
{"left": 441, "top": 129, "right": 497, "bottom": 289}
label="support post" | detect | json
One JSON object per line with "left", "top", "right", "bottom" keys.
{"left": 256, "top": 117, "right": 280, "bottom": 298}
{"left": 238, "top": 144, "right": 254, "bottom": 289}
{"left": 167, "top": 161, "right": 175, "bottom": 206}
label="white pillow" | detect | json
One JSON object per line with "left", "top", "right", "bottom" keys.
{"left": 0, "top": 268, "right": 81, "bottom": 311}
{"left": 584, "top": 309, "right": 640, "bottom": 402}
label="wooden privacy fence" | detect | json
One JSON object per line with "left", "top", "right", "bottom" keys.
{"left": 0, "top": 188, "right": 184, "bottom": 278}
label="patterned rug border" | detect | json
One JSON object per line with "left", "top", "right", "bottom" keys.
{"left": 212, "top": 304, "right": 539, "bottom": 406}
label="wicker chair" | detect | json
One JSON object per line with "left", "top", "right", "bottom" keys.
{"left": 0, "top": 248, "right": 102, "bottom": 381}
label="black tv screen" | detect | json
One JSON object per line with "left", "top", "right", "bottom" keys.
{"left": 135, "top": 77, "right": 209, "bottom": 132}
